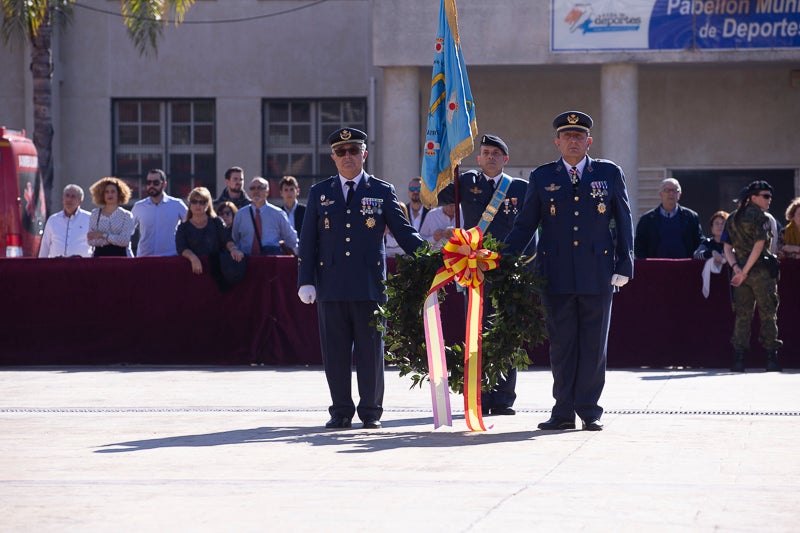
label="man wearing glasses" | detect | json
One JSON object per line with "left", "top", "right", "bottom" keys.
{"left": 231, "top": 177, "right": 297, "bottom": 256}
{"left": 131, "top": 168, "right": 188, "bottom": 256}
{"left": 723, "top": 180, "right": 782, "bottom": 372}
{"left": 634, "top": 178, "right": 704, "bottom": 259}
{"left": 297, "top": 127, "right": 424, "bottom": 430}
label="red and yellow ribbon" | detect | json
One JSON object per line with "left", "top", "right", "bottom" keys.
{"left": 423, "top": 227, "right": 500, "bottom": 431}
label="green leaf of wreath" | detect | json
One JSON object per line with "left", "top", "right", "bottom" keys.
{"left": 378, "top": 237, "right": 547, "bottom": 395}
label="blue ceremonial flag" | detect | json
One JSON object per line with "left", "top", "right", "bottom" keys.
{"left": 421, "top": 0, "right": 477, "bottom": 208}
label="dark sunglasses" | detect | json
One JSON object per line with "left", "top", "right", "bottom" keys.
{"left": 219, "top": 210, "right": 233, "bottom": 216}
{"left": 333, "top": 146, "right": 363, "bottom": 157}
{"left": 189, "top": 198, "right": 208, "bottom": 205}
{"left": 758, "top": 193, "right": 773, "bottom": 199}
{"left": 145, "top": 179, "right": 163, "bottom": 186}
{"left": 409, "top": 186, "right": 421, "bottom": 192}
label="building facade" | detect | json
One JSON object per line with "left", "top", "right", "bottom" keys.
{"left": 1, "top": 0, "right": 799, "bottom": 227}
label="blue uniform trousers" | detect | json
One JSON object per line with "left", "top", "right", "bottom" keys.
{"left": 317, "top": 300, "right": 384, "bottom": 422}
{"left": 543, "top": 292, "right": 612, "bottom": 422}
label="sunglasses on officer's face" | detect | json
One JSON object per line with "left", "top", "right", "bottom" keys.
{"left": 758, "top": 193, "right": 773, "bottom": 199}
{"left": 333, "top": 146, "right": 363, "bottom": 157}
{"left": 409, "top": 186, "right": 421, "bottom": 192}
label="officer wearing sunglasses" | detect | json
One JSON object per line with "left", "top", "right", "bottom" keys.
{"left": 297, "top": 127, "right": 424, "bottom": 430}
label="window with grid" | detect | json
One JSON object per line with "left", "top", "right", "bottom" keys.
{"left": 263, "top": 99, "right": 367, "bottom": 201}
{"left": 113, "top": 99, "right": 216, "bottom": 202}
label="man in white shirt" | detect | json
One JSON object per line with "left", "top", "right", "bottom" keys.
{"left": 39, "top": 184, "right": 93, "bottom": 257}
{"left": 419, "top": 203, "right": 458, "bottom": 250}
{"left": 132, "top": 169, "right": 188, "bottom": 256}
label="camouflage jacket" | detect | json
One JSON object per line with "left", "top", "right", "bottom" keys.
{"left": 724, "top": 204, "right": 773, "bottom": 266}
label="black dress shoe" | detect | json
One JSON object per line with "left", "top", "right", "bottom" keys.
{"left": 581, "top": 419, "right": 603, "bottom": 431}
{"left": 325, "top": 416, "right": 352, "bottom": 429}
{"left": 491, "top": 407, "right": 516, "bottom": 416}
{"left": 361, "top": 419, "right": 381, "bottom": 429}
{"left": 537, "top": 417, "right": 575, "bottom": 430}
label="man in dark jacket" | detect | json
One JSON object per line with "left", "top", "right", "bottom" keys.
{"left": 215, "top": 166, "right": 251, "bottom": 210}
{"left": 634, "top": 178, "right": 703, "bottom": 258}
{"left": 438, "top": 134, "right": 529, "bottom": 417}
{"left": 297, "top": 128, "right": 424, "bottom": 430}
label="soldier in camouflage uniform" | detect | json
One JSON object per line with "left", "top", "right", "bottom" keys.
{"left": 723, "top": 180, "right": 782, "bottom": 372}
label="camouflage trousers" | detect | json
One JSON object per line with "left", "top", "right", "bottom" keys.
{"left": 731, "top": 267, "right": 782, "bottom": 352}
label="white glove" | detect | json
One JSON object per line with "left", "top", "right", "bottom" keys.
{"left": 611, "top": 274, "right": 629, "bottom": 288}
{"left": 298, "top": 285, "right": 317, "bottom": 304}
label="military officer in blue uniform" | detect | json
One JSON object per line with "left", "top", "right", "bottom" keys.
{"left": 297, "top": 128, "right": 425, "bottom": 430}
{"left": 438, "top": 134, "right": 530, "bottom": 416}
{"left": 505, "top": 111, "right": 634, "bottom": 431}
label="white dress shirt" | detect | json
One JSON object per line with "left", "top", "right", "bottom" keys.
{"left": 419, "top": 206, "right": 462, "bottom": 250}
{"left": 132, "top": 194, "right": 188, "bottom": 256}
{"left": 38, "top": 208, "right": 93, "bottom": 257}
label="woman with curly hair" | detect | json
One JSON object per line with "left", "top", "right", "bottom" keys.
{"left": 87, "top": 177, "right": 135, "bottom": 257}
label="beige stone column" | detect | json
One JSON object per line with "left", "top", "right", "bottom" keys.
{"left": 380, "top": 67, "right": 420, "bottom": 193}
{"left": 600, "top": 63, "right": 639, "bottom": 218}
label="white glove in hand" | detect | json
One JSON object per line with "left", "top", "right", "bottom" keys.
{"left": 298, "top": 285, "right": 317, "bottom": 304}
{"left": 611, "top": 274, "right": 629, "bottom": 288}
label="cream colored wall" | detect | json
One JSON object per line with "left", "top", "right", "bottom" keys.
{"left": 638, "top": 64, "right": 800, "bottom": 168}
{"left": 51, "top": 0, "right": 375, "bottom": 208}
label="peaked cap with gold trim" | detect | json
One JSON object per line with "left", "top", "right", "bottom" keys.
{"left": 552, "top": 111, "right": 593, "bottom": 134}
{"left": 328, "top": 127, "right": 367, "bottom": 148}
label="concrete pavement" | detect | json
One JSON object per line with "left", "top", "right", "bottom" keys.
{"left": 1, "top": 366, "right": 798, "bottom": 532}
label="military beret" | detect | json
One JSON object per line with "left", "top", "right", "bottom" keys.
{"left": 480, "top": 134, "right": 509, "bottom": 156}
{"left": 735, "top": 181, "right": 774, "bottom": 204}
{"left": 553, "top": 111, "right": 593, "bottom": 134}
{"left": 746, "top": 180, "right": 773, "bottom": 194}
{"left": 328, "top": 127, "right": 367, "bottom": 148}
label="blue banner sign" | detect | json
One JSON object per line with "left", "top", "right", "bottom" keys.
{"left": 552, "top": 0, "right": 800, "bottom": 50}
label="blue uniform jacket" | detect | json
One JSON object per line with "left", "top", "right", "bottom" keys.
{"left": 505, "top": 156, "right": 634, "bottom": 295}
{"left": 298, "top": 174, "right": 424, "bottom": 303}
{"left": 437, "top": 171, "right": 528, "bottom": 241}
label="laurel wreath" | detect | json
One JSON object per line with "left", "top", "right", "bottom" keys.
{"left": 378, "top": 237, "right": 547, "bottom": 395}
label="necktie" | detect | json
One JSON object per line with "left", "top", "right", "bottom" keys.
{"left": 570, "top": 166, "right": 579, "bottom": 190}
{"left": 345, "top": 181, "right": 355, "bottom": 206}
{"left": 251, "top": 207, "right": 262, "bottom": 255}
{"left": 489, "top": 178, "right": 496, "bottom": 192}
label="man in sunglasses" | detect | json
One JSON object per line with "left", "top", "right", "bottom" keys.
{"left": 723, "top": 180, "right": 782, "bottom": 372}
{"left": 131, "top": 168, "right": 188, "bottom": 256}
{"left": 407, "top": 177, "right": 429, "bottom": 231}
{"left": 297, "top": 127, "right": 424, "bottom": 430}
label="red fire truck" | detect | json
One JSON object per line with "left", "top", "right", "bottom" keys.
{"left": 0, "top": 127, "right": 46, "bottom": 257}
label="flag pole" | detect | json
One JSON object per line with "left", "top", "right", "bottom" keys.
{"left": 453, "top": 164, "right": 460, "bottom": 228}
